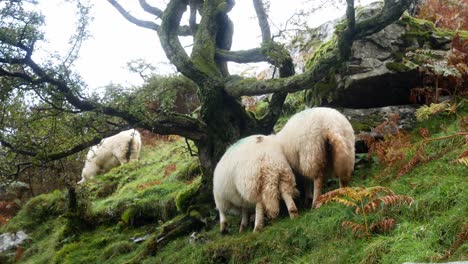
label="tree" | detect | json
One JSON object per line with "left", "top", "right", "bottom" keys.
{"left": 0, "top": 0, "right": 412, "bottom": 205}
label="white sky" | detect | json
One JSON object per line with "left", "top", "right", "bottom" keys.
{"left": 36, "top": 0, "right": 374, "bottom": 91}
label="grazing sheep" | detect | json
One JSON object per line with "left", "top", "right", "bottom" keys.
{"left": 77, "top": 129, "right": 142, "bottom": 184}
{"left": 213, "top": 135, "right": 299, "bottom": 233}
{"left": 276, "top": 107, "right": 355, "bottom": 208}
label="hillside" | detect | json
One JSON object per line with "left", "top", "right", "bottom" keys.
{"left": 1, "top": 98, "right": 467, "bottom": 263}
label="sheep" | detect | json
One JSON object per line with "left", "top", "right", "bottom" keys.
{"left": 275, "top": 107, "right": 355, "bottom": 208}
{"left": 77, "top": 129, "right": 142, "bottom": 184}
{"left": 213, "top": 134, "right": 299, "bottom": 233}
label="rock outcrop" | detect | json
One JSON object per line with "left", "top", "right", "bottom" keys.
{"left": 291, "top": 2, "right": 465, "bottom": 108}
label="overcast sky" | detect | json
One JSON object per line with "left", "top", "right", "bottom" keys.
{"left": 36, "top": 0, "right": 374, "bottom": 91}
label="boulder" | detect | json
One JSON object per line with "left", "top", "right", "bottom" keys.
{"left": 0, "top": 231, "right": 29, "bottom": 253}
{"left": 340, "top": 105, "right": 418, "bottom": 153}
{"left": 291, "top": 2, "right": 462, "bottom": 108}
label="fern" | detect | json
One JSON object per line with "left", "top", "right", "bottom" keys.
{"left": 399, "top": 132, "right": 468, "bottom": 177}
{"left": 369, "top": 218, "right": 397, "bottom": 233}
{"left": 453, "top": 150, "right": 468, "bottom": 166}
{"left": 342, "top": 221, "right": 366, "bottom": 238}
{"left": 415, "top": 101, "right": 452, "bottom": 121}
{"left": 318, "top": 186, "right": 413, "bottom": 239}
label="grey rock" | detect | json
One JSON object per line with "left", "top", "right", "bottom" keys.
{"left": 0, "top": 231, "right": 29, "bottom": 253}
{"left": 292, "top": 2, "right": 454, "bottom": 108}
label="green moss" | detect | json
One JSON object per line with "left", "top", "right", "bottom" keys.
{"left": 304, "top": 69, "right": 338, "bottom": 107}
{"left": 253, "top": 100, "right": 269, "bottom": 118}
{"left": 175, "top": 160, "right": 202, "bottom": 181}
{"left": 385, "top": 62, "right": 411, "bottom": 72}
{"left": 3, "top": 190, "right": 66, "bottom": 232}
{"left": 305, "top": 36, "right": 338, "bottom": 71}
{"left": 398, "top": 15, "right": 468, "bottom": 48}
{"left": 101, "top": 241, "right": 135, "bottom": 261}
{"left": 175, "top": 177, "right": 202, "bottom": 213}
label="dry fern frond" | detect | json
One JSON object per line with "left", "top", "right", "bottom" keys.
{"left": 362, "top": 194, "right": 413, "bottom": 214}
{"left": 452, "top": 150, "right": 468, "bottom": 166}
{"left": 331, "top": 197, "right": 358, "bottom": 208}
{"left": 362, "top": 199, "right": 382, "bottom": 214}
{"left": 342, "top": 221, "right": 366, "bottom": 237}
{"left": 370, "top": 218, "right": 397, "bottom": 233}
{"left": 315, "top": 187, "right": 358, "bottom": 207}
{"left": 398, "top": 145, "right": 426, "bottom": 177}
{"left": 364, "top": 186, "right": 395, "bottom": 197}
{"left": 454, "top": 157, "right": 468, "bottom": 166}
{"left": 419, "top": 128, "right": 430, "bottom": 139}
{"left": 378, "top": 194, "right": 414, "bottom": 208}
{"left": 442, "top": 224, "right": 468, "bottom": 260}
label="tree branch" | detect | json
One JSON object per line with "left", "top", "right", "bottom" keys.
{"left": 107, "top": 0, "right": 159, "bottom": 31}
{"left": 1, "top": 44, "right": 208, "bottom": 141}
{"left": 138, "top": 0, "right": 163, "bottom": 17}
{"left": 355, "top": 0, "right": 411, "bottom": 38}
{"left": 159, "top": 0, "right": 215, "bottom": 85}
{"left": 215, "top": 48, "right": 267, "bottom": 63}
{"left": 253, "top": 0, "right": 271, "bottom": 43}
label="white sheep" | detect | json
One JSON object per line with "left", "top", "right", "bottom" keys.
{"left": 276, "top": 107, "right": 355, "bottom": 208}
{"left": 213, "top": 134, "right": 299, "bottom": 233}
{"left": 77, "top": 129, "right": 142, "bottom": 184}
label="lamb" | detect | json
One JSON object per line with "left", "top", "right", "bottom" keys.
{"left": 275, "top": 107, "right": 355, "bottom": 208}
{"left": 213, "top": 134, "right": 299, "bottom": 233}
{"left": 77, "top": 129, "right": 142, "bottom": 184}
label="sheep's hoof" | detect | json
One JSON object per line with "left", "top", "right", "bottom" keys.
{"left": 289, "top": 210, "right": 299, "bottom": 219}
{"left": 312, "top": 202, "right": 322, "bottom": 209}
{"left": 253, "top": 225, "right": 263, "bottom": 233}
{"left": 220, "top": 222, "right": 228, "bottom": 235}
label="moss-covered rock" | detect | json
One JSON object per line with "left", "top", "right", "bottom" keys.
{"left": 3, "top": 190, "right": 66, "bottom": 232}
{"left": 299, "top": 1, "right": 467, "bottom": 108}
{"left": 175, "top": 177, "right": 202, "bottom": 213}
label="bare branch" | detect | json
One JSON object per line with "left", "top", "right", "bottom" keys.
{"left": 215, "top": 48, "right": 267, "bottom": 63}
{"left": 138, "top": 0, "right": 163, "bottom": 17}
{"left": 107, "top": 0, "right": 159, "bottom": 31}
{"left": 355, "top": 0, "right": 411, "bottom": 38}
{"left": 253, "top": 0, "right": 271, "bottom": 43}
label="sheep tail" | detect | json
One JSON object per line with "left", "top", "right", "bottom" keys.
{"left": 259, "top": 163, "right": 280, "bottom": 219}
{"left": 323, "top": 130, "right": 353, "bottom": 188}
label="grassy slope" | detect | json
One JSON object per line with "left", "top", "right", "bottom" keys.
{"left": 1, "top": 103, "right": 467, "bottom": 264}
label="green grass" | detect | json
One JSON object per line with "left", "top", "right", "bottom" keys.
{"left": 1, "top": 104, "right": 467, "bottom": 263}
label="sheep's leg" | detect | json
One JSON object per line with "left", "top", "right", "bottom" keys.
{"left": 279, "top": 172, "right": 299, "bottom": 219}
{"left": 114, "top": 153, "right": 128, "bottom": 165}
{"left": 219, "top": 210, "right": 229, "bottom": 234}
{"left": 304, "top": 177, "right": 314, "bottom": 206}
{"left": 253, "top": 203, "right": 264, "bottom": 232}
{"left": 282, "top": 193, "right": 299, "bottom": 219}
{"left": 239, "top": 207, "right": 249, "bottom": 233}
{"left": 312, "top": 173, "right": 324, "bottom": 209}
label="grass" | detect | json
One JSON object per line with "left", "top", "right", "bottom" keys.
{"left": 1, "top": 103, "right": 467, "bottom": 263}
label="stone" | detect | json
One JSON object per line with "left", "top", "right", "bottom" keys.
{"left": 294, "top": 2, "right": 459, "bottom": 108}
{"left": 0, "top": 231, "right": 29, "bottom": 253}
